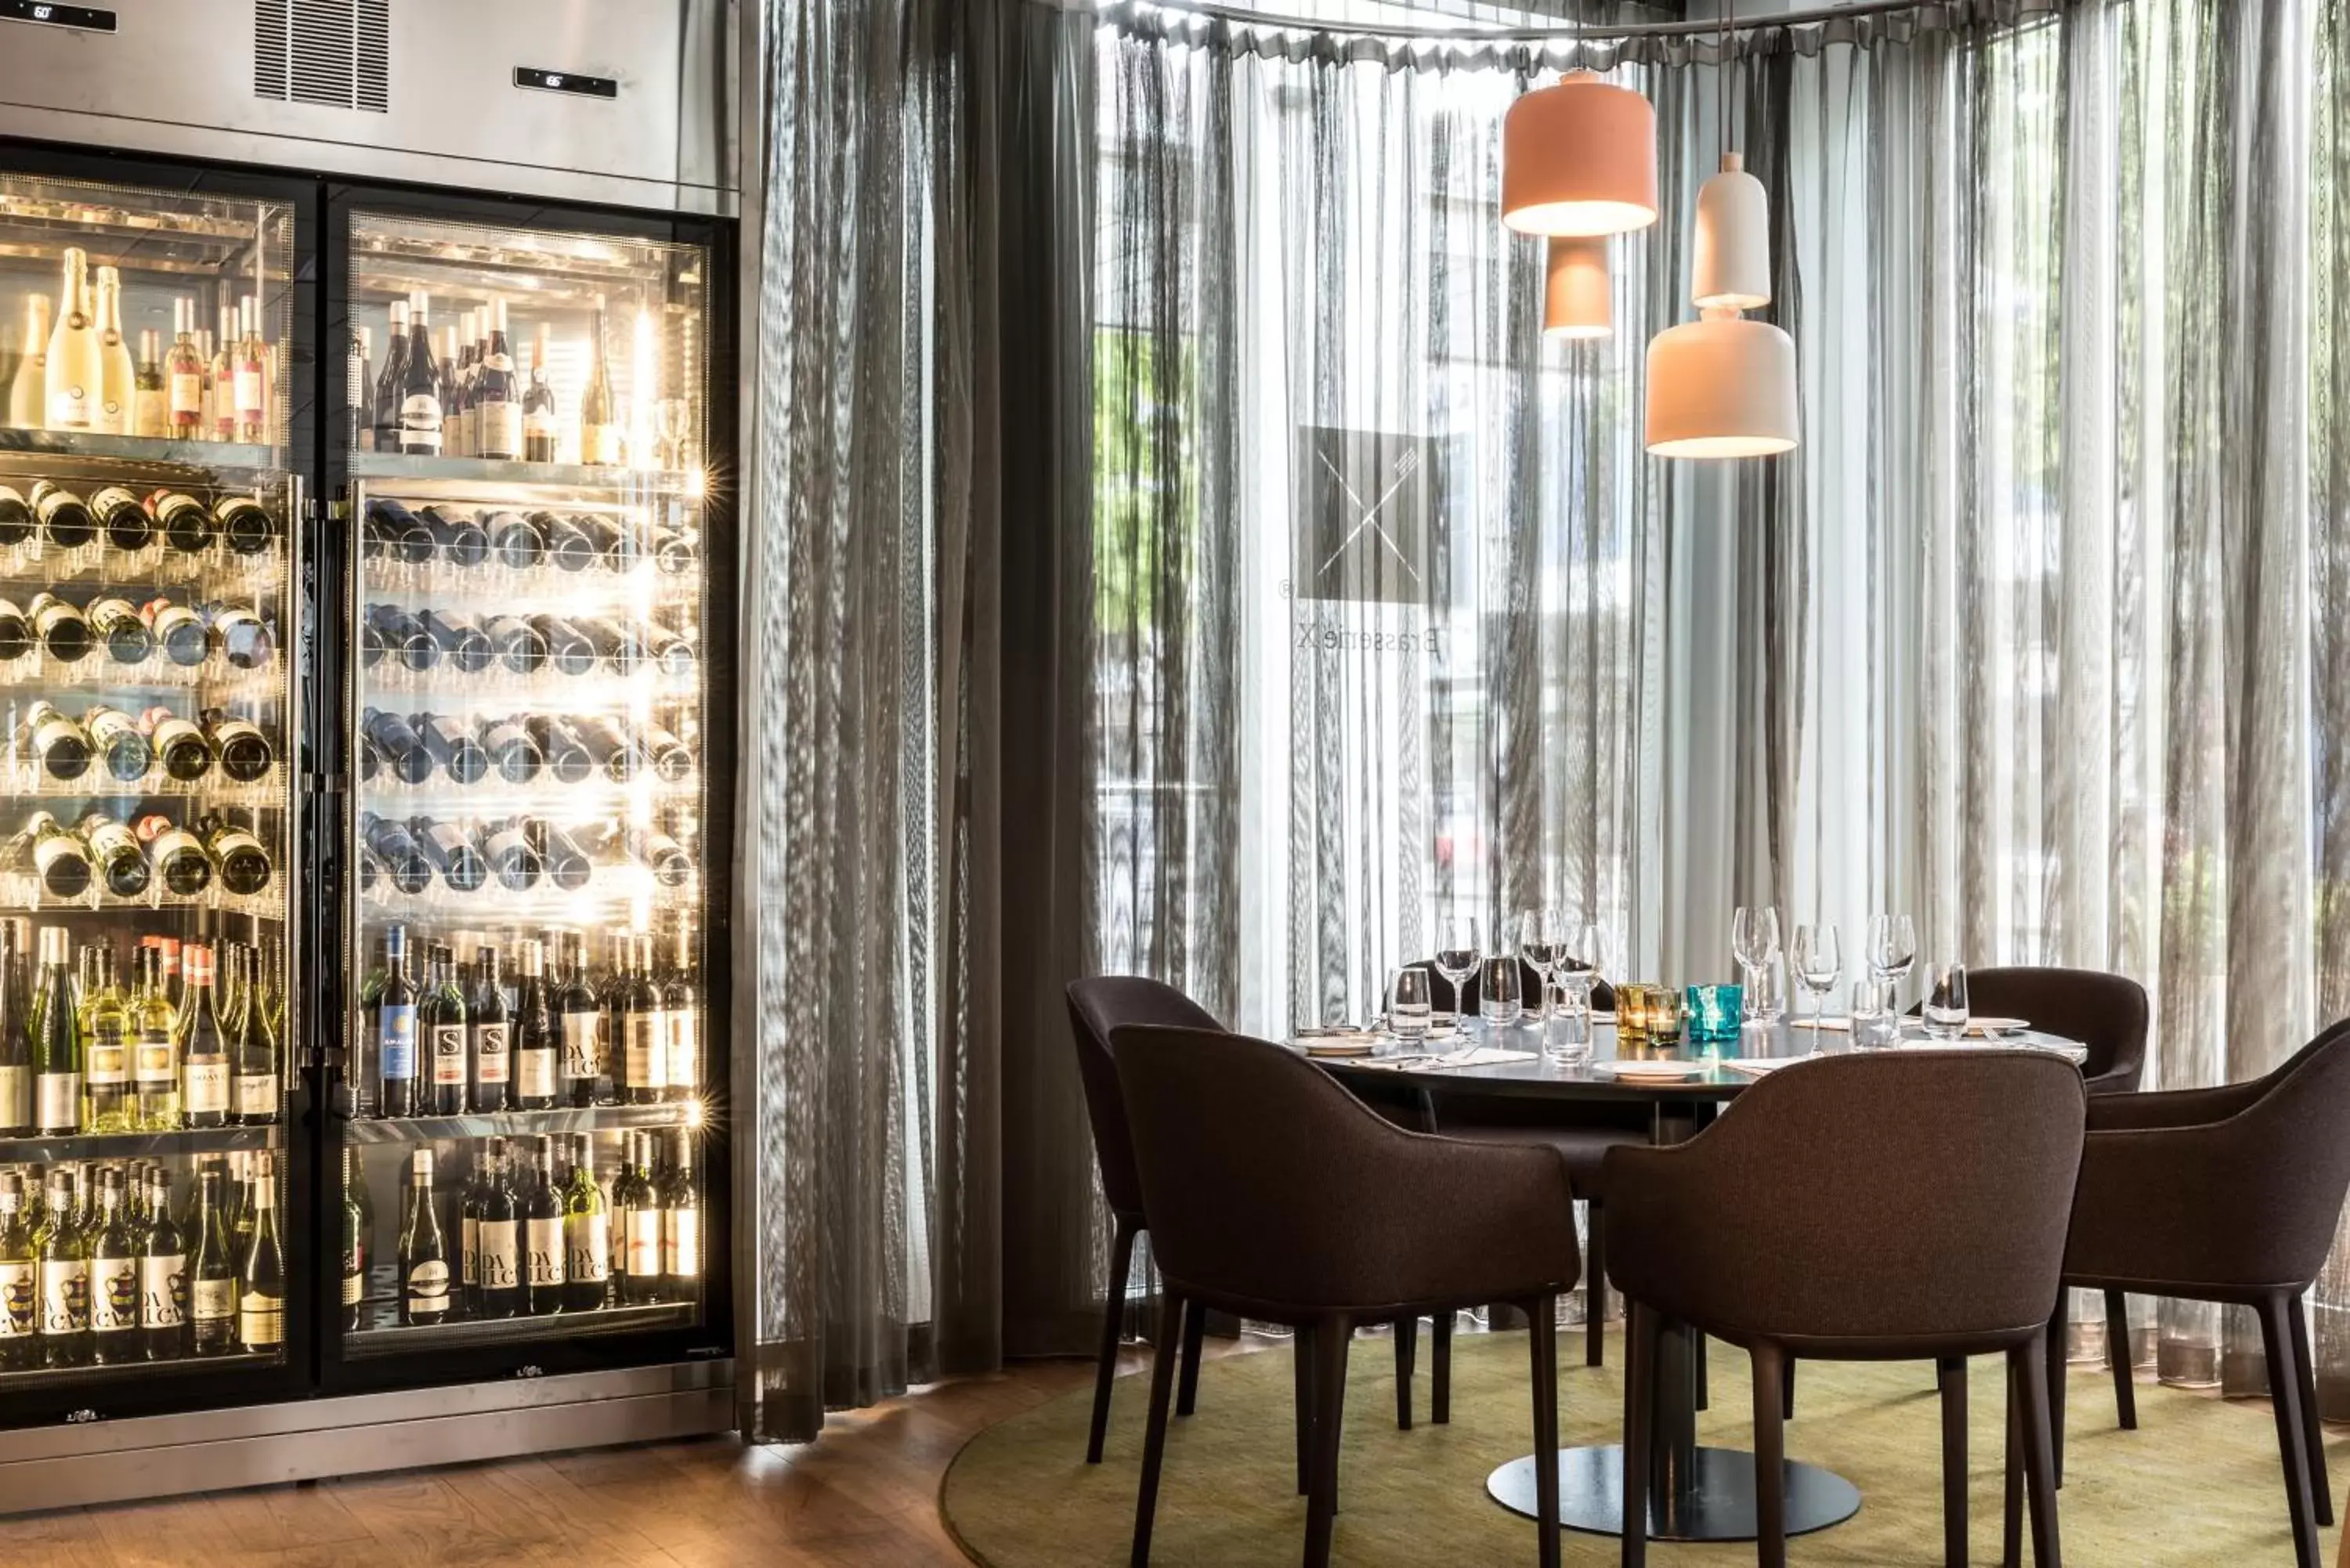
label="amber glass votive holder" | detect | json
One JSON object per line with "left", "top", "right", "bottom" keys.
{"left": 1616, "top": 983, "right": 1655, "bottom": 1048}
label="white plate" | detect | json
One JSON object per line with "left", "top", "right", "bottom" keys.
{"left": 1967, "top": 1017, "right": 2030, "bottom": 1036}
{"left": 1300, "top": 1038, "right": 1379, "bottom": 1057}
{"left": 1595, "top": 1059, "right": 1706, "bottom": 1081}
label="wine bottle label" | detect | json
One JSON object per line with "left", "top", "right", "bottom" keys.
{"left": 380, "top": 1003, "right": 417, "bottom": 1080}
{"left": 582, "top": 424, "right": 623, "bottom": 464}
{"left": 342, "top": 1255, "right": 363, "bottom": 1306}
{"left": 667, "top": 1013, "right": 698, "bottom": 1095}
{"left": 86, "top": 1024, "right": 128, "bottom": 1087}
{"left": 665, "top": 1210, "right": 701, "bottom": 1280}
{"left": 400, "top": 395, "right": 443, "bottom": 452}
{"left": 625, "top": 1209, "right": 660, "bottom": 1279}
{"left": 0, "top": 1260, "right": 34, "bottom": 1336}
{"left": 40, "top": 1259, "right": 88, "bottom": 1331}
{"left": 406, "top": 1259, "right": 450, "bottom": 1314}
{"left": 473, "top": 1022, "right": 510, "bottom": 1084}
{"left": 133, "top": 1027, "right": 174, "bottom": 1087}
{"left": 460, "top": 1216, "right": 478, "bottom": 1286}
{"left": 430, "top": 1024, "right": 466, "bottom": 1086}
{"left": 190, "top": 1276, "right": 234, "bottom": 1322}
{"left": 234, "top": 368, "right": 264, "bottom": 418}
{"left": 141, "top": 1255, "right": 186, "bottom": 1328}
{"left": 35, "top": 1071, "right": 79, "bottom": 1131}
{"left": 0, "top": 1064, "right": 27, "bottom": 1131}
{"left": 566, "top": 1212, "right": 611, "bottom": 1284}
{"left": 560, "top": 1013, "right": 598, "bottom": 1081}
{"left": 476, "top": 1219, "right": 517, "bottom": 1291}
{"left": 136, "top": 388, "right": 166, "bottom": 436}
{"left": 49, "top": 385, "right": 92, "bottom": 428}
{"left": 92, "top": 1258, "right": 139, "bottom": 1332}
{"left": 517, "top": 1047, "right": 557, "bottom": 1100}
{"left": 32, "top": 714, "right": 80, "bottom": 757}
{"left": 239, "top": 1292, "right": 284, "bottom": 1346}
{"left": 236, "top": 1073, "right": 276, "bottom": 1118}
{"left": 526, "top": 1219, "right": 566, "bottom": 1286}
{"left": 524, "top": 410, "right": 559, "bottom": 444}
{"left": 479, "top": 403, "right": 522, "bottom": 457}
{"left": 169, "top": 372, "right": 202, "bottom": 417}
{"left": 183, "top": 1060, "right": 229, "bottom": 1114}
{"left": 625, "top": 1015, "right": 665, "bottom": 1090}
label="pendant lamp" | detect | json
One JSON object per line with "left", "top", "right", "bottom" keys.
{"left": 1692, "top": 151, "right": 1770, "bottom": 311}
{"left": 1502, "top": 71, "right": 1658, "bottom": 237}
{"left": 1543, "top": 237, "right": 1612, "bottom": 340}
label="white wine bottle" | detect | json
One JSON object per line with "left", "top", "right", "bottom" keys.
{"left": 44, "top": 249, "right": 99, "bottom": 432}
{"left": 94, "top": 266, "right": 135, "bottom": 436}
{"left": 5, "top": 294, "right": 48, "bottom": 429}
{"left": 580, "top": 299, "right": 621, "bottom": 464}
{"left": 237, "top": 1151, "right": 284, "bottom": 1353}
{"left": 133, "top": 327, "right": 167, "bottom": 439}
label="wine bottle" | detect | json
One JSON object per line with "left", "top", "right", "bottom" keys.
{"left": 573, "top": 714, "right": 644, "bottom": 782}
{"left": 558, "top": 934, "right": 602, "bottom": 1109}
{"left": 143, "top": 595, "right": 212, "bottom": 667}
{"left": 0, "top": 482, "right": 29, "bottom": 546}
{"left": 180, "top": 945, "right": 229, "bottom": 1129}
{"left": 81, "top": 705, "right": 151, "bottom": 784}
{"left": 439, "top": 323, "right": 465, "bottom": 453}
{"left": 130, "top": 945, "right": 178, "bottom": 1129}
{"left": 533, "top": 816, "right": 595, "bottom": 892}
{"left": 476, "top": 299, "right": 522, "bottom": 461}
{"left": 593, "top": 822, "right": 695, "bottom": 890}
{"left": 87, "top": 594, "right": 156, "bottom": 665}
{"left": 208, "top": 304, "right": 237, "bottom": 443}
{"left": 580, "top": 299, "right": 622, "bottom": 465}
{"left": 639, "top": 720, "right": 696, "bottom": 783}
{"left": 410, "top": 817, "right": 488, "bottom": 893}
{"left": 660, "top": 1133, "right": 700, "bottom": 1302}
{"left": 238, "top": 1152, "right": 284, "bottom": 1353}
{"left": 483, "top": 613, "right": 550, "bottom": 674}
{"left": 81, "top": 812, "right": 150, "bottom": 900}
{"left": 134, "top": 812, "right": 212, "bottom": 897}
{"left": 0, "top": 1176, "right": 35, "bottom": 1370}
{"left": 22, "top": 811, "right": 92, "bottom": 898}
{"left": 360, "top": 813, "right": 434, "bottom": 894}
{"left": 7, "top": 294, "right": 50, "bottom": 430}
{"left": 203, "top": 602, "right": 273, "bottom": 670}
{"left": 480, "top": 716, "right": 544, "bottom": 785}
{"left": 24, "top": 699, "right": 92, "bottom": 781}
{"left": 522, "top": 321, "right": 560, "bottom": 462}
{"left": 425, "top": 943, "right": 468, "bottom": 1118}
{"left": 398, "top": 292, "right": 443, "bottom": 456}
{"left": 0, "top": 597, "right": 28, "bottom": 663}
{"left": 37, "top": 1169, "right": 89, "bottom": 1367}
{"left": 186, "top": 1168, "right": 234, "bottom": 1357}
{"left": 149, "top": 490, "right": 215, "bottom": 554}
{"left": 201, "top": 708, "right": 274, "bottom": 782}
{"left": 532, "top": 614, "right": 597, "bottom": 677}
{"left": 618, "top": 935, "right": 666, "bottom": 1106}
{"left": 88, "top": 1171, "right": 139, "bottom": 1364}
{"left": 95, "top": 266, "right": 135, "bottom": 437}
{"left": 348, "top": 323, "right": 372, "bottom": 454}
{"left": 43, "top": 247, "right": 99, "bottom": 432}
{"left": 522, "top": 1137, "right": 566, "bottom": 1317}
{"left": 420, "top": 505, "right": 489, "bottom": 568}
{"left": 89, "top": 486, "right": 151, "bottom": 551}
{"left": 80, "top": 946, "right": 132, "bottom": 1133}
{"left": 650, "top": 525, "right": 699, "bottom": 577}
{"left": 513, "top": 938, "right": 559, "bottom": 1111}
{"left": 232, "top": 945, "right": 279, "bottom": 1125}
{"left": 0, "top": 924, "right": 29, "bottom": 1136}
{"left": 470, "top": 947, "right": 510, "bottom": 1114}
{"left": 475, "top": 1141, "right": 520, "bottom": 1320}
{"left": 139, "top": 1168, "right": 186, "bottom": 1361}
{"left": 481, "top": 816, "right": 544, "bottom": 892}
{"left": 573, "top": 513, "right": 631, "bottom": 570}
{"left": 578, "top": 614, "right": 645, "bottom": 674}
{"left": 487, "top": 508, "right": 544, "bottom": 569}
{"left": 31, "top": 927, "right": 80, "bottom": 1136}
{"left": 419, "top": 609, "right": 494, "bottom": 674}
{"left": 27, "top": 590, "right": 94, "bottom": 663}
{"left": 563, "top": 1134, "right": 610, "bottom": 1313}
{"left": 197, "top": 815, "right": 273, "bottom": 896}
{"left": 233, "top": 294, "right": 267, "bottom": 445}
{"left": 31, "top": 481, "right": 97, "bottom": 549}
{"left": 374, "top": 298, "right": 409, "bottom": 453}
{"left": 616, "top": 1133, "right": 660, "bottom": 1305}
{"left": 143, "top": 705, "right": 215, "bottom": 782}
{"left": 398, "top": 1149, "right": 450, "bottom": 1324}
{"left": 214, "top": 495, "right": 272, "bottom": 555}
{"left": 367, "top": 499, "right": 436, "bottom": 565}
{"left": 367, "top": 604, "right": 438, "bottom": 672}
{"left": 416, "top": 712, "right": 487, "bottom": 784}
{"left": 377, "top": 923, "right": 418, "bottom": 1118}
{"left": 339, "top": 1145, "right": 367, "bottom": 1331}
{"left": 167, "top": 298, "right": 204, "bottom": 438}
{"left": 533, "top": 511, "right": 597, "bottom": 573}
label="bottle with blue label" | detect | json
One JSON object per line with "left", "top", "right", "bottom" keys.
{"left": 378, "top": 923, "right": 418, "bottom": 1118}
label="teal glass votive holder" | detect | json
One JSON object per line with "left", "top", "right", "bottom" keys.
{"left": 1686, "top": 984, "right": 1744, "bottom": 1052}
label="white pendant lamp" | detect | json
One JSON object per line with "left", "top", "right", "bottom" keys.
{"left": 1543, "top": 237, "right": 1612, "bottom": 340}
{"left": 1502, "top": 71, "right": 1659, "bottom": 237}
{"left": 1691, "top": 152, "right": 1771, "bottom": 311}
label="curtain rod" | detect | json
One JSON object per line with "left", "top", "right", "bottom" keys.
{"left": 1100, "top": 0, "right": 2004, "bottom": 45}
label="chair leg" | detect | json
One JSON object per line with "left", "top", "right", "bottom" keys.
{"left": 1087, "top": 1217, "right": 1139, "bottom": 1465}
{"left": 1292, "top": 1324, "right": 1314, "bottom": 1497}
{"left": 1130, "top": 1291, "right": 1184, "bottom": 1567}
{"left": 1303, "top": 1313, "right": 1353, "bottom": 1568}
{"left": 1938, "top": 1355, "right": 1968, "bottom": 1568}
{"left": 2014, "top": 1328, "right": 2063, "bottom": 1568}
{"left": 1622, "top": 1302, "right": 1655, "bottom": 1568}
{"left": 2003, "top": 1375, "right": 2023, "bottom": 1568}
{"left": 1394, "top": 1316, "right": 1417, "bottom": 1431}
{"left": 2044, "top": 1311, "right": 2066, "bottom": 1489}
{"left": 1694, "top": 1332, "right": 1708, "bottom": 1412}
{"left": 1528, "top": 1295, "right": 1562, "bottom": 1568}
{"left": 1782, "top": 1355, "right": 1796, "bottom": 1419}
{"left": 1585, "top": 1198, "right": 1608, "bottom": 1367}
{"left": 1434, "top": 1311, "right": 1453, "bottom": 1425}
{"left": 2289, "top": 1291, "right": 2334, "bottom": 1529}
{"left": 1175, "top": 1295, "right": 1208, "bottom": 1417}
{"left": 2103, "top": 1289, "right": 2137, "bottom": 1433}
{"left": 2261, "top": 1291, "right": 2324, "bottom": 1568}
{"left": 1751, "top": 1342, "right": 1789, "bottom": 1568}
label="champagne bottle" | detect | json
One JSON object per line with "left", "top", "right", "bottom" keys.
{"left": 378, "top": 923, "right": 418, "bottom": 1118}
{"left": 31, "top": 928, "right": 79, "bottom": 1135}
{"left": 130, "top": 945, "right": 178, "bottom": 1129}
{"left": 0, "top": 923, "right": 28, "bottom": 1136}
{"left": 6, "top": 294, "right": 49, "bottom": 429}
{"left": 186, "top": 1168, "right": 233, "bottom": 1357}
{"left": 339, "top": 1145, "right": 367, "bottom": 1330}
{"left": 522, "top": 321, "right": 559, "bottom": 462}
{"left": 398, "top": 1148, "right": 450, "bottom": 1324}
{"left": 87, "top": 593, "right": 156, "bottom": 664}
{"left": 30, "top": 481, "right": 97, "bottom": 549}
{"left": 398, "top": 292, "right": 442, "bottom": 456}
{"left": 0, "top": 1176, "right": 35, "bottom": 1370}
{"left": 80, "top": 946, "right": 133, "bottom": 1133}
{"left": 661, "top": 1133, "right": 700, "bottom": 1302}
{"left": 564, "top": 1133, "right": 610, "bottom": 1313}
{"left": 82, "top": 812, "right": 150, "bottom": 898}
{"left": 374, "top": 298, "right": 409, "bottom": 452}
{"left": 94, "top": 266, "right": 135, "bottom": 437}
{"left": 580, "top": 299, "right": 622, "bottom": 464}
{"left": 37, "top": 1169, "right": 88, "bottom": 1367}
{"left": 477, "top": 299, "right": 522, "bottom": 461}
{"left": 180, "top": 944, "right": 229, "bottom": 1129}
{"left": 43, "top": 247, "right": 99, "bottom": 432}
{"left": 89, "top": 1171, "right": 139, "bottom": 1363}
{"left": 476, "top": 1141, "right": 520, "bottom": 1320}
{"left": 141, "top": 1169, "right": 186, "bottom": 1361}
{"left": 166, "top": 298, "right": 204, "bottom": 437}
{"left": 134, "top": 327, "right": 167, "bottom": 439}
{"left": 522, "top": 1137, "right": 566, "bottom": 1316}
{"left": 237, "top": 1152, "right": 284, "bottom": 1352}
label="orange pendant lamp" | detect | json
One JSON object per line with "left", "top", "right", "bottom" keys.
{"left": 1502, "top": 70, "right": 1658, "bottom": 238}
{"left": 1544, "top": 237, "right": 1612, "bottom": 340}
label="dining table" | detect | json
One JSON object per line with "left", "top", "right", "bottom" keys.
{"left": 1290, "top": 1010, "right": 2092, "bottom": 1544}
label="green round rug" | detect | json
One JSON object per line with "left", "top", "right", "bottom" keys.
{"left": 942, "top": 1328, "right": 2345, "bottom": 1565}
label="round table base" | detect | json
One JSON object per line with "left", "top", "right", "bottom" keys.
{"left": 1486, "top": 1443, "right": 1863, "bottom": 1541}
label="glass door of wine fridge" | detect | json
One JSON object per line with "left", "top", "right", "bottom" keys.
{"left": 326, "top": 193, "right": 729, "bottom": 1389}
{"left": 0, "top": 162, "right": 306, "bottom": 1424}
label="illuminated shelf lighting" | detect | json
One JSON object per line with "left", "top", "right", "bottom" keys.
{"left": 342, "top": 1299, "right": 698, "bottom": 1356}
{"left": 0, "top": 883, "right": 287, "bottom": 919}
{"left": 0, "top": 428, "right": 284, "bottom": 471}
{"left": 2, "top": 772, "right": 284, "bottom": 804}
{"left": 339, "top": 1101, "right": 699, "bottom": 1144}
{"left": 0, "top": 1122, "right": 283, "bottom": 1163}
{"left": 351, "top": 452, "right": 702, "bottom": 496}
{"left": 0, "top": 656, "right": 286, "bottom": 692}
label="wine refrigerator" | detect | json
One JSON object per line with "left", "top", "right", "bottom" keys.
{"left": 0, "top": 0, "right": 744, "bottom": 1511}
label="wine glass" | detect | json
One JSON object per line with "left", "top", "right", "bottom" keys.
{"left": 1924, "top": 961, "right": 1970, "bottom": 1041}
{"left": 1732, "top": 905, "right": 1782, "bottom": 1016}
{"left": 654, "top": 397, "right": 692, "bottom": 470}
{"left": 1791, "top": 923, "right": 1842, "bottom": 1052}
{"left": 1434, "top": 916, "right": 1480, "bottom": 1021}
{"left": 1867, "top": 912, "right": 1918, "bottom": 1006}
{"left": 1518, "top": 907, "right": 1563, "bottom": 1031}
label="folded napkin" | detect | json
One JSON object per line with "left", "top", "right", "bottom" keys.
{"left": 1358, "top": 1046, "right": 1538, "bottom": 1071}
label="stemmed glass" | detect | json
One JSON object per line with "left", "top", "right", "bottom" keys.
{"left": 1791, "top": 923, "right": 1842, "bottom": 1053}
{"left": 1732, "top": 905, "right": 1782, "bottom": 1019}
{"left": 1867, "top": 913, "right": 1918, "bottom": 1009}
{"left": 1518, "top": 908, "right": 1564, "bottom": 1031}
{"left": 1433, "top": 916, "right": 1480, "bottom": 1021}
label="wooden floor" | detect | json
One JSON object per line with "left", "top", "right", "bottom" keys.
{"left": 0, "top": 1357, "right": 1115, "bottom": 1567}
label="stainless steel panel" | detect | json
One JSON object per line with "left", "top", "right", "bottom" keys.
{"left": 0, "top": 1360, "right": 733, "bottom": 1512}
{"left": 0, "top": 0, "right": 738, "bottom": 215}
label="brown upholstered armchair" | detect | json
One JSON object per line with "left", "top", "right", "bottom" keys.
{"left": 1605, "top": 1051, "right": 2086, "bottom": 1568}
{"left": 1960, "top": 966, "right": 2148, "bottom": 1096}
{"left": 1112, "top": 1022, "right": 1582, "bottom": 1568}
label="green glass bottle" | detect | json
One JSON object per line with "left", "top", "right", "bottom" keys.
{"left": 562, "top": 1133, "right": 609, "bottom": 1313}
{"left": 30, "top": 927, "right": 81, "bottom": 1135}
{"left": 0, "top": 1173, "right": 35, "bottom": 1371}
{"left": 36, "top": 1168, "right": 88, "bottom": 1368}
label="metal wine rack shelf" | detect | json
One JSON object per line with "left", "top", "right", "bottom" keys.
{"left": 338, "top": 1102, "right": 700, "bottom": 1145}
{"left": 0, "top": 1122, "right": 283, "bottom": 1163}
{"left": 349, "top": 453, "right": 700, "bottom": 497}
{"left": 343, "top": 1299, "right": 697, "bottom": 1357}
{"left": 0, "top": 430, "right": 280, "bottom": 471}
{"left": 0, "top": 1349, "right": 278, "bottom": 1394}
{"left": 0, "top": 884, "right": 287, "bottom": 919}
{"left": 0, "top": 774, "right": 283, "bottom": 804}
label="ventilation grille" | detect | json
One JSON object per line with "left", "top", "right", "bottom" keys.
{"left": 254, "top": 0, "right": 390, "bottom": 114}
